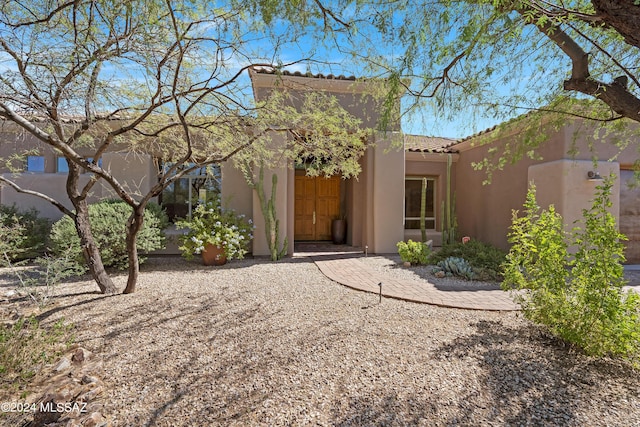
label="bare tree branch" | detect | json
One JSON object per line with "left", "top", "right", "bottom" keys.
{"left": 0, "top": 176, "right": 74, "bottom": 217}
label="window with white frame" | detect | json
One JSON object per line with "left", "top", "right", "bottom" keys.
{"left": 404, "top": 177, "right": 435, "bottom": 229}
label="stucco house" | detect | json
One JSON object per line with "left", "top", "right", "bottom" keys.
{"left": 1, "top": 67, "right": 639, "bottom": 262}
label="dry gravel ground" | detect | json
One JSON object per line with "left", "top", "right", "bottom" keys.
{"left": 5, "top": 256, "right": 640, "bottom": 426}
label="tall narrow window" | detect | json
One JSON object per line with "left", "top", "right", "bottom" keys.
{"left": 26, "top": 156, "right": 45, "bottom": 173}
{"left": 404, "top": 177, "right": 435, "bottom": 230}
{"left": 57, "top": 157, "right": 69, "bottom": 173}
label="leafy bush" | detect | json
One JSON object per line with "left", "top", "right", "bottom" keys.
{"left": 0, "top": 317, "right": 74, "bottom": 398}
{"left": 101, "top": 199, "right": 170, "bottom": 231}
{"left": 503, "top": 181, "right": 640, "bottom": 360}
{"left": 428, "top": 239, "right": 506, "bottom": 281}
{"left": 0, "top": 214, "right": 26, "bottom": 267}
{"left": 49, "top": 200, "right": 166, "bottom": 270}
{"left": 397, "top": 239, "right": 431, "bottom": 265}
{"left": 0, "top": 205, "right": 50, "bottom": 260}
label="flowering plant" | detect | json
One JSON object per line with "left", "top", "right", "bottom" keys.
{"left": 175, "top": 199, "right": 254, "bottom": 261}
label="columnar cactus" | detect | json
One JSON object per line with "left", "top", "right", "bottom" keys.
{"left": 254, "top": 165, "right": 287, "bottom": 261}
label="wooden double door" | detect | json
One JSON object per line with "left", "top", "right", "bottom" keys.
{"left": 294, "top": 175, "right": 341, "bottom": 241}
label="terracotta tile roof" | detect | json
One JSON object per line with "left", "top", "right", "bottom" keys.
{"left": 251, "top": 66, "right": 358, "bottom": 81}
{"left": 404, "top": 134, "right": 460, "bottom": 153}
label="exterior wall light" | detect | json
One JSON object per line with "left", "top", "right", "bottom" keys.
{"left": 587, "top": 171, "right": 603, "bottom": 181}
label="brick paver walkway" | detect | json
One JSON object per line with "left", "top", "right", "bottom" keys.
{"left": 305, "top": 252, "right": 520, "bottom": 311}
{"left": 295, "top": 244, "right": 640, "bottom": 311}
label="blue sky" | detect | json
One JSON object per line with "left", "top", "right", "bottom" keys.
{"left": 233, "top": 6, "right": 521, "bottom": 140}
{"left": 0, "top": 3, "right": 512, "bottom": 140}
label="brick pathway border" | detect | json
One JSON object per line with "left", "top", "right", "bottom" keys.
{"left": 310, "top": 254, "right": 520, "bottom": 311}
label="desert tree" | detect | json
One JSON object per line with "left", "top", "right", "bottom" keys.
{"left": 0, "top": 0, "right": 374, "bottom": 293}
{"left": 281, "top": 1, "right": 640, "bottom": 171}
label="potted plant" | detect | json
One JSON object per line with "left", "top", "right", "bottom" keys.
{"left": 176, "top": 198, "right": 254, "bottom": 265}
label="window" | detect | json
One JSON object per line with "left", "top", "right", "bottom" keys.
{"left": 404, "top": 177, "right": 435, "bottom": 230}
{"left": 57, "top": 157, "right": 102, "bottom": 173}
{"left": 57, "top": 157, "right": 69, "bottom": 173}
{"left": 159, "top": 163, "right": 221, "bottom": 221}
{"left": 26, "top": 156, "right": 45, "bottom": 173}
{"left": 85, "top": 157, "right": 103, "bottom": 171}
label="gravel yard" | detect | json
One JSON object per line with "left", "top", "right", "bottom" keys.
{"left": 5, "top": 256, "right": 640, "bottom": 426}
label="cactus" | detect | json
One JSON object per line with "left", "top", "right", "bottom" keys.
{"left": 442, "top": 154, "right": 458, "bottom": 246}
{"left": 253, "top": 165, "right": 287, "bottom": 261}
{"left": 434, "top": 256, "right": 474, "bottom": 280}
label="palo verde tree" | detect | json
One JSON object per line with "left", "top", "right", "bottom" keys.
{"left": 0, "top": 0, "right": 363, "bottom": 294}
{"left": 335, "top": 1, "right": 640, "bottom": 126}
{"left": 282, "top": 1, "right": 640, "bottom": 165}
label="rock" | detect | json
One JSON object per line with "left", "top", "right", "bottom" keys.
{"left": 82, "top": 411, "right": 107, "bottom": 427}
{"left": 72, "top": 348, "right": 92, "bottom": 363}
{"left": 5, "top": 289, "right": 16, "bottom": 297}
{"left": 81, "top": 375, "right": 99, "bottom": 385}
{"left": 25, "top": 348, "right": 108, "bottom": 427}
{"left": 403, "top": 261, "right": 411, "bottom": 268}
{"left": 54, "top": 356, "right": 72, "bottom": 372}
{"left": 33, "top": 394, "right": 64, "bottom": 425}
{"left": 79, "top": 384, "right": 104, "bottom": 402}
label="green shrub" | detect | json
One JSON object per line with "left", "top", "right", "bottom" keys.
{"left": 397, "top": 239, "right": 431, "bottom": 265}
{"left": 503, "top": 181, "right": 640, "bottom": 360}
{"left": 0, "top": 317, "right": 74, "bottom": 397}
{"left": 428, "top": 239, "right": 506, "bottom": 281}
{"left": 49, "top": 200, "right": 166, "bottom": 270}
{"left": 0, "top": 214, "right": 26, "bottom": 267}
{"left": 0, "top": 205, "right": 50, "bottom": 260}
{"left": 101, "top": 199, "right": 170, "bottom": 230}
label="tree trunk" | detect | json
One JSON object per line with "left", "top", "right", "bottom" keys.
{"left": 66, "top": 163, "right": 117, "bottom": 294}
{"left": 74, "top": 202, "right": 117, "bottom": 294}
{"left": 592, "top": 0, "right": 640, "bottom": 50}
{"left": 122, "top": 206, "right": 145, "bottom": 294}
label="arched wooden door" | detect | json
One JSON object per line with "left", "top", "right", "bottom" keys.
{"left": 294, "top": 175, "right": 341, "bottom": 241}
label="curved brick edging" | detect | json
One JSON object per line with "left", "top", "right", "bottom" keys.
{"left": 312, "top": 256, "right": 520, "bottom": 311}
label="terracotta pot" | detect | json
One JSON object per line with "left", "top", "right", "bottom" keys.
{"left": 201, "top": 243, "right": 227, "bottom": 266}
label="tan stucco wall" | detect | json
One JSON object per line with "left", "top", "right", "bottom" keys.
{"left": 368, "top": 132, "right": 405, "bottom": 253}
{"left": 528, "top": 159, "right": 620, "bottom": 231}
{"left": 621, "top": 170, "right": 640, "bottom": 262}
{"left": 0, "top": 126, "right": 158, "bottom": 220}
{"left": 98, "top": 152, "right": 156, "bottom": 200}
{"left": 560, "top": 121, "right": 640, "bottom": 162}
{"left": 1, "top": 173, "right": 98, "bottom": 220}
{"left": 456, "top": 126, "right": 575, "bottom": 251}
{"left": 221, "top": 163, "right": 253, "bottom": 219}
{"left": 249, "top": 70, "right": 400, "bottom": 132}
{"left": 347, "top": 153, "right": 368, "bottom": 248}
{"left": 455, "top": 119, "right": 639, "bottom": 253}
{"left": 1, "top": 152, "right": 156, "bottom": 221}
